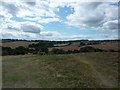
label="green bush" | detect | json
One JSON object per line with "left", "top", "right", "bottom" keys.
{"left": 29, "top": 41, "right": 54, "bottom": 48}
{"left": 109, "top": 49, "right": 118, "bottom": 52}
{"left": 2, "top": 50, "right": 9, "bottom": 56}
{"left": 66, "top": 50, "right": 73, "bottom": 54}
{"left": 2, "top": 47, "right": 12, "bottom": 56}
{"left": 15, "top": 46, "right": 29, "bottom": 55}
{"left": 2, "top": 46, "right": 29, "bottom": 56}
{"left": 35, "top": 47, "right": 48, "bottom": 54}
{"left": 51, "top": 49, "right": 65, "bottom": 54}
{"left": 73, "top": 49, "right": 80, "bottom": 53}
{"left": 80, "top": 46, "right": 103, "bottom": 52}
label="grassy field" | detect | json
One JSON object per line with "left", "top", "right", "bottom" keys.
{"left": 49, "top": 42, "right": 80, "bottom": 51}
{"left": 1, "top": 41, "right": 38, "bottom": 49}
{"left": 2, "top": 52, "right": 119, "bottom": 88}
{"left": 86, "top": 41, "right": 120, "bottom": 51}
{"left": 54, "top": 43, "right": 69, "bottom": 47}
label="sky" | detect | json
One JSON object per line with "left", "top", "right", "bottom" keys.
{"left": 0, "top": 0, "right": 119, "bottom": 41}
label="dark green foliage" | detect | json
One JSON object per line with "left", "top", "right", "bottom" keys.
{"left": 2, "top": 50, "right": 9, "bottom": 56}
{"left": 80, "top": 42, "right": 86, "bottom": 45}
{"left": 86, "top": 42, "right": 100, "bottom": 45}
{"left": 94, "top": 48, "right": 104, "bottom": 52}
{"left": 2, "top": 46, "right": 29, "bottom": 56}
{"left": 2, "top": 46, "right": 48, "bottom": 55}
{"left": 29, "top": 49, "right": 35, "bottom": 53}
{"left": 73, "top": 49, "right": 80, "bottom": 53}
{"left": 2, "top": 39, "right": 119, "bottom": 56}
{"left": 80, "top": 46, "right": 103, "bottom": 52}
{"left": 50, "top": 46, "right": 104, "bottom": 54}
{"left": 2, "top": 47, "right": 13, "bottom": 56}
{"left": 38, "top": 52, "right": 46, "bottom": 55}
{"left": 51, "top": 49, "right": 65, "bottom": 54}
{"left": 51, "top": 49, "right": 80, "bottom": 54}
{"left": 15, "top": 46, "right": 29, "bottom": 55}
{"left": 29, "top": 41, "right": 54, "bottom": 48}
{"left": 66, "top": 50, "right": 73, "bottom": 54}
{"left": 109, "top": 49, "right": 117, "bottom": 52}
{"left": 28, "top": 41, "right": 50, "bottom": 54}
{"left": 32, "top": 51, "right": 38, "bottom": 54}
{"left": 35, "top": 47, "right": 48, "bottom": 54}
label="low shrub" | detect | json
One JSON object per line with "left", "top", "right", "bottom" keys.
{"left": 79, "top": 46, "right": 103, "bottom": 52}
{"left": 51, "top": 49, "right": 65, "bottom": 54}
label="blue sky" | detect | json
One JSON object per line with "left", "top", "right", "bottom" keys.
{"left": 0, "top": 0, "right": 119, "bottom": 41}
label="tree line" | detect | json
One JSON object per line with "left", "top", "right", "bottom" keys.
{"left": 2, "top": 40, "right": 119, "bottom": 56}
{"left": 2, "top": 45, "right": 106, "bottom": 56}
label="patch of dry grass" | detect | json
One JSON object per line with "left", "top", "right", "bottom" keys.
{"left": 2, "top": 52, "right": 119, "bottom": 88}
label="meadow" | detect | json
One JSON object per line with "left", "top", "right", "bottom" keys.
{"left": 2, "top": 52, "right": 119, "bottom": 88}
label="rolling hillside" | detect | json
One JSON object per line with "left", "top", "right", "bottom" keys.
{"left": 2, "top": 41, "right": 38, "bottom": 49}
{"left": 1, "top": 40, "right": 120, "bottom": 51}
{"left": 49, "top": 41, "right": 120, "bottom": 51}
{"left": 49, "top": 42, "right": 80, "bottom": 51}
{"left": 86, "top": 41, "right": 119, "bottom": 51}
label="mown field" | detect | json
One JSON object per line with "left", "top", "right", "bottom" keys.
{"left": 1, "top": 41, "right": 38, "bottom": 49}
{"left": 54, "top": 43, "right": 69, "bottom": 47}
{"left": 49, "top": 42, "right": 80, "bottom": 51}
{"left": 2, "top": 52, "right": 119, "bottom": 88}
{"left": 87, "top": 41, "right": 119, "bottom": 51}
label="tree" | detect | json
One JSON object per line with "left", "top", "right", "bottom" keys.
{"left": 35, "top": 47, "right": 48, "bottom": 53}
{"left": 79, "top": 46, "right": 103, "bottom": 52}
{"left": 2, "top": 47, "right": 12, "bottom": 56}
{"left": 73, "top": 49, "right": 79, "bottom": 53}
{"left": 15, "top": 46, "right": 28, "bottom": 55}
{"left": 66, "top": 50, "right": 73, "bottom": 54}
{"left": 51, "top": 49, "right": 65, "bottom": 54}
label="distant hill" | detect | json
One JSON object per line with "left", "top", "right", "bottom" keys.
{"left": 1, "top": 39, "right": 120, "bottom": 51}
{"left": 86, "top": 41, "right": 119, "bottom": 51}
{"left": 49, "top": 42, "right": 80, "bottom": 51}
{"left": 1, "top": 41, "right": 38, "bottom": 49}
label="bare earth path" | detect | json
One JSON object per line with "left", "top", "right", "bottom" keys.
{"left": 79, "top": 60, "right": 116, "bottom": 87}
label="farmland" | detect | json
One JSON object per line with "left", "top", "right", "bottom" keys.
{"left": 1, "top": 41, "right": 38, "bottom": 49}
{"left": 2, "top": 52, "right": 119, "bottom": 88}
{"left": 86, "top": 41, "right": 119, "bottom": 51}
{"left": 54, "top": 43, "right": 69, "bottom": 47}
{"left": 2, "top": 40, "right": 119, "bottom": 52}
{"left": 49, "top": 41, "right": 120, "bottom": 52}
{"left": 49, "top": 42, "right": 80, "bottom": 51}
{"left": 1, "top": 39, "right": 119, "bottom": 88}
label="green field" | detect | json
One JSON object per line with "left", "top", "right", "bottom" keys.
{"left": 2, "top": 52, "right": 119, "bottom": 88}
{"left": 54, "top": 43, "right": 69, "bottom": 47}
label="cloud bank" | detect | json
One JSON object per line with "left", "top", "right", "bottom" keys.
{"left": 0, "top": 0, "right": 119, "bottom": 40}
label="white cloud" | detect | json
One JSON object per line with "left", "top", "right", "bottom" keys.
{"left": 0, "top": 11, "right": 12, "bottom": 23}
{"left": 102, "top": 20, "right": 118, "bottom": 31}
{"left": 1, "top": 29, "right": 118, "bottom": 40}
{"left": 24, "top": 17, "right": 61, "bottom": 23}
{"left": 1, "top": 0, "right": 118, "bottom": 30}
{"left": 1, "top": 0, "right": 58, "bottom": 18}
{"left": 0, "top": 0, "right": 62, "bottom": 24}
{"left": 1, "top": 30, "right": 41, "bottom": 40}
{"left": 40, "top": 31, "right": 62, "bottom": 40}
{"left": 1, "top": 18, "right": 43, "bottom": 34}
{"left": 20, "top": 21, "right": 43, "bottom": 33}
{"left": 65, "top": 2, "right": 118, "bottom": 31}
{"left": 40, "top": 31, "right": 118, "bottom": 41}
{"left": 0, "top": 0, "right": 119, "bottom": 40}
